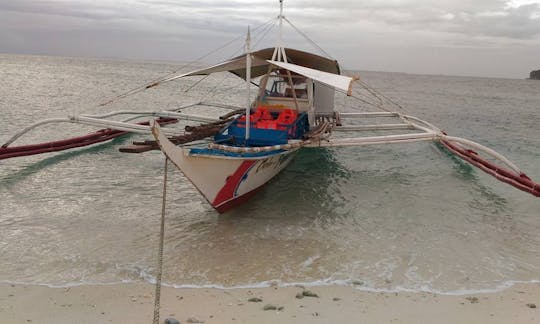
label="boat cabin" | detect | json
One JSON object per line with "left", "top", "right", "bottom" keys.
{"left": 215, "top": 69, "right": 314, "bottom": 147}
{"left": 160, "top": 47, "right": 352, "bottom": 147}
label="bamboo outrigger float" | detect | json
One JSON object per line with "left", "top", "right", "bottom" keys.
{"left": 1, "top": 1, "right": 538, "bottom": 212}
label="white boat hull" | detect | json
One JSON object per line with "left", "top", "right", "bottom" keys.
{"left": 152, "top": 123, "right": 298, "bottom": 212}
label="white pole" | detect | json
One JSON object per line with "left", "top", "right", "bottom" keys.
{"left": 245, "top": 27, "right": 252, "bottom": 142}
{"left": 276, "top": 0, "right": 283, "bottom": 61}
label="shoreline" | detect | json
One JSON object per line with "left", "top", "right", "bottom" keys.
{"left": 3, "top": 278, "right": 540, "bottom": 296}
{"left": 1, "top": 282, "right": 538, "bottom": 323}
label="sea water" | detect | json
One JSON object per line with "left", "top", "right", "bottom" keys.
{"left": 1, "top": 54, "right": 539, "bottom": 294}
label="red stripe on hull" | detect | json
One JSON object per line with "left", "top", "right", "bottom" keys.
{"left": 214, "top": 185, "right": 266, "bottom": 213}
{"left": 212, "top": 160, "right": 257, "bottom": 207}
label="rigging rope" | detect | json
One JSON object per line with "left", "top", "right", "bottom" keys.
{"left": 152, "top": 157, "right": 168, "bottom": 324}
{"left": 358, "top": 80, "right": 407, "bottom": 113}
{"left": 178, "top": 19, "right": 276, "bottom": 105}
{"left": 254, "top": 18, "right": 278, "bottom": 49}
{"left": 183, "top": 75, "right": 211, "bottom": 93}
{"left": 280, "top": 14, "right": 407, "bottom": 115}
{"left": 283, "top": 17, "right": 334, "bottom": 59}
{"left": 334, "top": 87, "right": 384, "bottom": 110}
{"left": 198, "top": 19, "right": 277, "bottom": 103}
{"left": 99, "top": 17, "right": 278, "bottom": 107}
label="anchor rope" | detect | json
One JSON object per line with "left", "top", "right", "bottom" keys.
{"left": 152, "top": 157, "right": 168, "bottom": 324}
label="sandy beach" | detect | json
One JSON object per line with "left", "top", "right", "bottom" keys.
{"left": 1, "top": 282, "right": 538, "bottom": 323}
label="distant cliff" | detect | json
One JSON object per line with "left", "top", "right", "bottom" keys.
{"left": 531, "top": 70, "right": 540, "bottom": 80}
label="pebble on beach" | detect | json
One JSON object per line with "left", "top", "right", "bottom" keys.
{"left": 186, "top": 316, "right": 204, "bottom": 323}
{"left": 263, "top": 304, "right": 277, "bottom": 311}
{"left": 302, "top": 290, "right": 319, "bottom": 298}
{"left": 164, "top": 318, "right": 180, "bottom": 324}
{"left": 465, "top": 297, "right": 479, "bottom": 304}
{"left": 526, "top": 303, "right": 536, "bottom": 309}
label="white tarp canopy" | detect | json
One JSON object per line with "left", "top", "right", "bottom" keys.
{"left": 155, "top": 48, "right": 343, "bottom": 86}
{"left": 267, "top": 60, "right": 357, "bottom": 96}
{"left": 160, "top": 56, "right": 269, "bottom": 84}
{"left": 160, "top": 57, "right": 357, "bottom": 96}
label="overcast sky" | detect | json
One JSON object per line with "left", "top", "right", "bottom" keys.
{"left": 1, "top": 0, "right": 539, "bottom": 78}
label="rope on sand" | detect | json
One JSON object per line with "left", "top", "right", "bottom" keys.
{"left": 153, "top": 158, "right": 168, "bottom": 324}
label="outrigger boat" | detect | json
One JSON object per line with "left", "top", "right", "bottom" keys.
{"left": 1, "top": 1, "right": 539, "bottom": 212}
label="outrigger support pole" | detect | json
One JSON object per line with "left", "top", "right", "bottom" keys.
{"left": 0, "top": 118, "right": 179, "bottom": 160}
{"left": 1, "top": 111, "right": 219, "bottom": 149}
{"left": 0, "top": 101, "right": 243, "bottom": 160}
{"left": 440, "top": 138, "right": 539, "bottom": 197}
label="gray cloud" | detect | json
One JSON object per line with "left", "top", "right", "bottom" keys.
{"left": 0, "top": 0, "right": 539, "bottom": 78}
{"left": 288, "top": 0, "right": 540, "bottom": 40}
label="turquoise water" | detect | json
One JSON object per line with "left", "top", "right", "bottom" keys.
{"left": 1, "top": 54, "right": 539, "bottom": 294}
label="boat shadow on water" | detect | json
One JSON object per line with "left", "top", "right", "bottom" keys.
{"left": 218, "top": 147, "right": 352, "bottom": 219}
{"left": 218, "top": 141, "right": 512, "bottom": 222}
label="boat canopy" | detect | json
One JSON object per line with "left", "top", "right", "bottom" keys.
{"left": 161, "top": 47, "right": 342, "bottom": 84}
{"left": 267, "top": 60, "right": 357, "bottom": 96}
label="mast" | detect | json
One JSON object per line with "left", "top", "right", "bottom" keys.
{"left": 272, "top": 0, "right": 285, "bottom": 61}
{"left": 245, "top": 27, "right": 252, "bottom": 142}
{"left": 278, "top": 0, "right": 283, "bottom": 61}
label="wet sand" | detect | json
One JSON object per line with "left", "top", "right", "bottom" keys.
{"left": 1, "top": 282, "right": 538, "bottom": 323}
